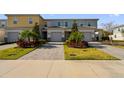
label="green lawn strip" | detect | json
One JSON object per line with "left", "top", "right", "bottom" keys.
{"left": 0, "top": 47, "right": 36, "bottom": 60}
{"left": 113, "top": 45, "right": 124, "bottom": 49}
{"left": 64, "top": 45, "right": 118, "bottom": 60}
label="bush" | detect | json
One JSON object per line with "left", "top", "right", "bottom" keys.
{"left": 102, "top": 37, "right": 109, "bottom": 41}
{"left": 67, "top": 32, "right": 88, "bottom": 48}
{"left": 17, "top": 39, "right": 47, "bottom": 48}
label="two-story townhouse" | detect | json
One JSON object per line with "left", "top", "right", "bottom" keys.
{"left": 5, "top": 14, "right": 99, "bottom": 42}
{"left": 6, "top": 14, "right": 45, "bottom": 42}
{"left": 110, "top": 25, "right": 124, "bottom": 40}
{"left": 0, "top": 19, "right": 7, "bottom": 28}
{"left": 0, "top": 19, "right": 7, "bottom": 42}
{"left": 43, "top": 19, "right": 98, "bottom": 41}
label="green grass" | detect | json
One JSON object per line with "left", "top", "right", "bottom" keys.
{"left": 113, "top": 45, "right": 124, "bottom": 49}
{"left": 64, "top": 45, "right": 118, "bottom": 60}
{"left": 0, "top": 47, "right": 35, "bottom": 60}
{"left": 112, "top": 40, "right": 124, "bottom": 42}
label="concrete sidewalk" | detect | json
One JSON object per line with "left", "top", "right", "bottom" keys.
{"left": 0, "top": 60, "right": 124, "bottom": 78}
{"left": 89, "top": 42, "right": 124, "bottom": 60}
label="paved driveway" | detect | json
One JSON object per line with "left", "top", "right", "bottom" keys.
{"left": 89, "top": 42, "right": 124, "bottom": 60}
{"left": 19, "top": 42, "right": 64, "bottom": 60}
{"left": 0, "top": 43, "right": 17, "bottom": 50}
{"left": 0, "top": 60, "right": 124, "bottom": 78}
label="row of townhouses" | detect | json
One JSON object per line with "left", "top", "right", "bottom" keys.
{"left": 0, "top": 14, "right": 99, "bottom": 42}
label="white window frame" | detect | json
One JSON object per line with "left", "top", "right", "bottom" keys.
{"left": 28, "top": 17, "right": 33, "bottom": 24}
{"left": 13, "top": 16, "right": 18, "bottom": 24}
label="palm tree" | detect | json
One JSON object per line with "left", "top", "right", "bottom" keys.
{"left": 71, "top": 20, "right": 78, "bottom": 32}
{"left": 30, "top": 31, "right": 39, "bottom": 42}
{"left": 19, "top": 30, "right": 31, "bottom": 42}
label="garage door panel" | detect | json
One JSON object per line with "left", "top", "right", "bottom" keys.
{"left": 51, "top": 32, "right": 62, "bottom": 42}
{"left": 84, "top": 33, "right": 92, "bottom": 41}
{"left": 8, "top": 32, "right": 19, "bottom": 42}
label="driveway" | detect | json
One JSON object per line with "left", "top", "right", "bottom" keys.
{"left": 19, "top": 42, "right": 64, "bottom": 60}
{"left": 89, "top": 42, "right": 124, "bottom": 60}
{"left": 0, "top": 43, "right": 17, "bottom": 50}
{"left": 0, "top": 60, "right": 124, "bottom": 78}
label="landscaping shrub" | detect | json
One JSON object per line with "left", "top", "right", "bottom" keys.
{"left": 102, "top": 36, "right": 109, "bottom": 41}
{"left": 16, "top": 40, "right": 44, "bottom": 48}
{"left": 17, "top": 23, "right": 47, "bottom": 48}
{"left": 66, "top": 20, "right": 88, "bottom": 48}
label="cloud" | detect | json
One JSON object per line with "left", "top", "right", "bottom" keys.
{"left": 109, "top": 14, "right": 120, "bottom": 17}
{"left": 114, "top": 14, "right": 120, "bottom": 16}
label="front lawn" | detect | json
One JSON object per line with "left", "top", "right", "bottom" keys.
{"left": 0, "top": 47, "right": 35, "bottom": 60}
{"left": 113, "top": 45, "right": 124, "bottom": 49}
{"left": 64, "top": 45, "right": 118, "bottom": 60}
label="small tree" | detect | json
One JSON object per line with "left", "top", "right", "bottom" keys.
{"left": 32, "top": 22, "right": 40, "bottom": 41}
{"left": 68, "top": 20, "right": 84, "bottom": 47}
{"left": 71, "top": 20, "right": 78, "bottom": 32}
{"left": 101, "top": 22, "right": 118, "bottom": 32}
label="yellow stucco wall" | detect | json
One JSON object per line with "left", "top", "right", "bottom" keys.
{"left": 7, "top": 15, "right": 45, "bottom": 28}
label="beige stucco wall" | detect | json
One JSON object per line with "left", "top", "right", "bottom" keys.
{"left": 7, "top": 15, "right": 45, "bottom": 28}
{"left": 0, "top": 29, "right": 5, "bottom": 42}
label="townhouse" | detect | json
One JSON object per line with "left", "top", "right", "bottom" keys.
{"left": 1, "top": 14, "right": 99, "bottom": 42}
{"left": 109, "top": 25, "right": 124, "bottom": 40}
{"left": 0, "top": 19, "right": 7, "bottom": 42}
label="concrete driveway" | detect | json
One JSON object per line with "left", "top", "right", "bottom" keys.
{"left": 19, "top": 42, "right": 64, "bottom": 60}
{"left": 0, "top": 43, "right": 17, "bottom": 50}
{"left": 0, "top": 60, "right": 124, "bottom": 78}
{"left": 89, "top": 42, "right": 124, "bottom": 60}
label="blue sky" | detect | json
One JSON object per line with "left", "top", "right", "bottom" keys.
{"left": 0, "top": 14, "right": 124, "bottom": 28}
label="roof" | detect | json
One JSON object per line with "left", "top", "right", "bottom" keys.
{"left": 0, "top": 19, "right": 7, "bottom": 21}
{"left": 4, "top": 14, "right": 99, "bottom": 21}
{"left": 5, "top": 14, "right": 44, "bottom": 20}
{"left": 45, "top": 19, "right": 99, "bottom": 21}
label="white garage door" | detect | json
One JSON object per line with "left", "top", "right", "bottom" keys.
{"left": 51, "top": 32, "right": 62, "bottom": 42}
{"left": 84, "top": 32, "right": 92, "bottom": 41}
{"left": 8, "top": 32, "right": 19, "bottom": 42}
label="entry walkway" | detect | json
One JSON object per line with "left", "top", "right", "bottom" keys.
{"left": 89, "top": 42, "right": 124, "bottom": 60}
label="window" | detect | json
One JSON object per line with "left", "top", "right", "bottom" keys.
{"left": 88, "top": 23, "right": 91, "bottom": 26}
{"left": 13, "top": 16, "right": 18, "bottom": 24}
{"left": 80, "top": 24, "right": 83, "bottom": 27}
{"left": 44, "top": 24, "right": 47, "bottom": 27}
{"left": 1, "top": 24, "right": 5, "bottom": 27}
{"left": 28, "top": 17, "right": 33, "bottom": 24}
{"left": 115, "top": 35, "right": 117, "bottom": 38}
{"left": 65, "top": 22, "right": 68, "bottom": 27}
{"left": 118, "top": 28, "right": 120, "bottom": 31}
{"left": 58, "top": 22, "right": 60, "bottom": 26}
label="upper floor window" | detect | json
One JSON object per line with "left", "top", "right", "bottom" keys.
{"left": 28, "top": 17, "right": 33, "bottom": 24}
{"left": 13, "top": 16, "right": 18, "bottom": 24}
{"left": 80, "top": 24, "right": 83, "bottom": 27}
{"left": 65, "top": 22, "right": 68, "bottom": 27}
{"left": 88, "top": 23, "right": 91, "bottom": 27}
{"left": 58, "top": 22, "right": 60, "bottom": 26}
{"left": 1, "top": 24, "right": 5, "bottom": 27}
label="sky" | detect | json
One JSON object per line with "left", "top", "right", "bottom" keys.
{"left": 0, "top": 14, "right": 124, "bottom": 28}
